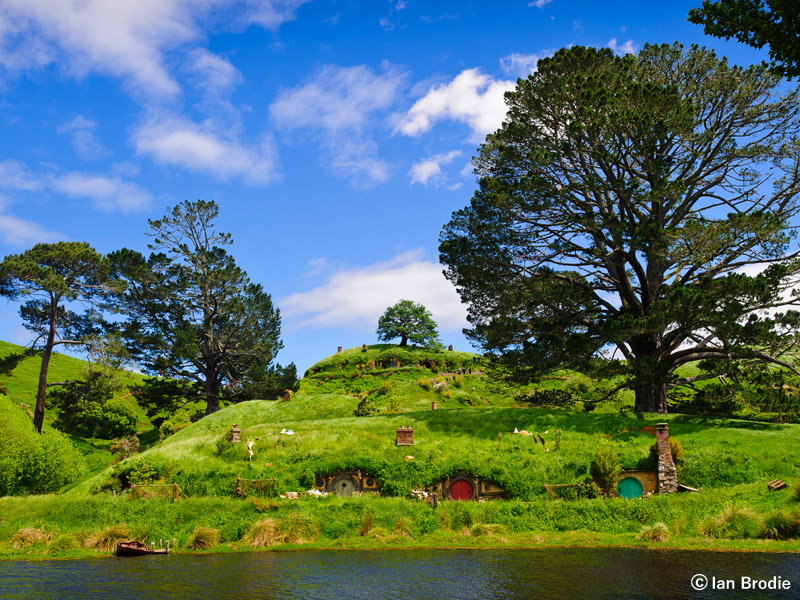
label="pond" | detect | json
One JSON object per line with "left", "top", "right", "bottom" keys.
{"left": 1, "top": 547, "right": 799, "bottom": 599}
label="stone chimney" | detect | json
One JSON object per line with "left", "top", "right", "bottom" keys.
{"left": 396, "top": 426, "right": 414, "bottom": 446}
{"left": 337, "top": 346, "right": 342, "bottom": 353}
{"left": 656, "top": 423, "right": 678, "bottom": 493}
{"left": 230, "top": 425, "right": 241, "bottom": 443}
{"left": 282, "top": 389, "right": 292, "bottom": 402}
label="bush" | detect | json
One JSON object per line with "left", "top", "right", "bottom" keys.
{"left": 354, "top": 394, "right": 377, "bottom": 416}
{"left": 160, "top": 410, "right": 193, "bottom": 437}
{"left": 649, "top": 437, "right": 684, "bottom": 465}
{"left": 49, "top": 372, "right": 137, "bottom": 438}
{"left": 11, "top": 527, "right": 48, "bottom": 549}
{"left": 759, "top": 509, "right": 797, "bottom": 540}
{"left": 110, "top": 435, "right": 140, "bottom": 461}
{"left": 0, "top": 397, "right": 86, "bottom": 495}
{"left": 638, "top": 522, "right": 669, "bottom": 542}
{"left": 85, "top": 524, "right": 132, "bottom": 551}
{"left": 418, "top": 377, "right": 432, "bottom": 391}
{"left": 591, "top": 442, "right": 621, "bottom": 496}
{"left": 698, "top": 503, "right": 760, "bottom": 539}
{"left": 242, "top": 519, "right": 283, "bottom": 547}
{"left": 188, "top": 526, "right": 220, "bottom": 549}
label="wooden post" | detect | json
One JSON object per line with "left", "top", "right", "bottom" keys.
{"left": 498, "top": 432, "right": 502, "bottom": 452}
{"left": 173, "top": 483, "right": 179, "bottom": 501}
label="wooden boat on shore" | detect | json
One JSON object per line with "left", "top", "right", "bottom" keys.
{"left": 115, "top": 540, "right": 169, "bottom": 557}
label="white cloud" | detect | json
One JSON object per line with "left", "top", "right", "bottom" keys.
{"left": 132, "top": 114, "right": 280, "bottom": 185}
{"left": 608, "top": 38, "right": 638, "bottom": 55}
{"left": 58, "top": 115, "right": 109, "bottom": 160}
{"left": 185, "top": 48, "right": 242, "bottom": 96}
{"left": 0, "top": 214, "right": 64, "bottom": 246}
{"left": 271, "top": 64, "right": 406, "bottom": 187}
{"left": 409, "top": 150, "right": 462, "bottom": 187}
{"left": 396, "top": 68, "right": 514, "bottom": 142}
{"left": 500, "top": 50, "right": 554, "bottom": 78}
{"left": 0, "top": 0, "right": 309, "bottom": 101}
{"left": 305, "top": 257, "right": 328, "bottom": 277}
{"left": 0, "top": 160, "right": 44, "bottom": 191}
{"left": 280, "top": 250, "right": 468, "bottom": 332}
{"left": 50, "top": 172, "right": 152, "bottom": 213}
{"left": 528, "top": 0, "right": 553, "bottom": 7}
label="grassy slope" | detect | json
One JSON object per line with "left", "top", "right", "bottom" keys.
{"left": 0, "top": 340, "right": 151, "bottom": 478}
{"left": 3, "top": 344, "right": 800, "bottom": 558}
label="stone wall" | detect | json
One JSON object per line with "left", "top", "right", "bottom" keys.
{"left": 656, "top": 423, "right": 678, "bottom": 493}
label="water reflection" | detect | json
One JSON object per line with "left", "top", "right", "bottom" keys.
{"left": 1, "top": 548, "right": 799, "bottom": 599}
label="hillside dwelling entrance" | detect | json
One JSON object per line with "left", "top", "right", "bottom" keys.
{"left": 314, "top": 471, "right": 380, "bottom": 497}
{"left": 448, "top": 477, "right": 476, "bottom": 501}
{"left": 617, "top": 477, "right": 644, "bottom": 499}
{"left": 331, "top": 475, "right": 358, "bottom": 497}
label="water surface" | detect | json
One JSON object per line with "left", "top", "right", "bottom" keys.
{"left": 2, "top": 548, "right": 799, "bottom": 599}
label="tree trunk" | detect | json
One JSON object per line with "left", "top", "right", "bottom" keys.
{"left": 204, "top": 379, "right": 221, "bottom": 415}
{"left": 634, "top": 382, "right": 668, "bottom": 413}
{"left": 399, "top": 335, "right": 408, "bottom": 347}
{"left": 34, "top": 298, "right": 59, "bottom": 433}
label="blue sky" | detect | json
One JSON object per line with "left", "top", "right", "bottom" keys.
{"left": 0, "top": 0, "right": 773, "bottom": 374}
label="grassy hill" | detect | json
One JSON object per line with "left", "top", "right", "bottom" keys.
{"left": 2, "top": 343, "right": 800, "bottom": 557}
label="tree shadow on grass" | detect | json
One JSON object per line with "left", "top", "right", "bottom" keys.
{"left": 0, "top": 350, "right": 35, "bottom": 375}
{"left": 403, "top": 407, "right": 791, "bottom": 440}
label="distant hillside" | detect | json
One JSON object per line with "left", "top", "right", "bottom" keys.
{"left": 0, "top": 340, "right": 151, "bottom": 432}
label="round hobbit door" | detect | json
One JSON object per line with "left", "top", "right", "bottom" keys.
{"left": 448, "top": 478, "right": 476, "bottom": 501}
{"left": 331, "top": 476, "right": 357, "bottom": 497}
{"left": 616, "top": 477, "right": 644, "bottom": 499}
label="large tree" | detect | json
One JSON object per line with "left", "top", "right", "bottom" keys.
{"left": 688, "top": 0, "right": 800, "bottom": 78}
{"left": 0, "top": 242, "right": 112, "bottom": 432}
{"left": 110, "top": 200, "right": 284, "bottom": 415}
{"left": 376, "top": 300, "right": 440, "bottom": 347}
{"left": 439, "top": 44, "right": 800, "bottom": 413}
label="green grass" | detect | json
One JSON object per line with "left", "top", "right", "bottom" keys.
{"left": 4, "top": 343, "right": 800, "bottom": 558}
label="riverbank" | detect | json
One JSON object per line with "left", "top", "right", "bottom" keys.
{"left": 3, "top": 485, "right": 800, "bottom": 561}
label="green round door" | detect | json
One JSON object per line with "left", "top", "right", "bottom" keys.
{"left": 331, "top": 476, "right": 357, "bottom": 497}
{"left": 616, "top": 477, "right": 644, "bottom": 499}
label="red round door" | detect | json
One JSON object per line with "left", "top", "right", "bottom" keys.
{"left": 449, "top": 479, "right": 475, "bottom": 500}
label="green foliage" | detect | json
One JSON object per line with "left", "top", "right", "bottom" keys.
{"left": 515, "top": 389, "right": 573, "bottom": 408}
{"left": 188, "top": 525, "right": 220, "bottom": 549}
{"left": 110, "top": 435, "right": 140, "bottom": 461}
{"left": 759, "top": 508, "right": 798, "bottom": 540}
{"left": 0, "top": 241, "right": 114, "bottom": 431}
{"left": 376, "top": 300, "right": 440, "bottom": 348}
{"left": 439, "top": 43, "right": 800, "bottom": 414}
{"left": 698, "top": 503, "right": 761, "bottom": 540}
{"left": 49, "top": 371, "right": 137, "bottom": 438}
{"left": 354, "top": 394, "right": 377, "bottom": 416}
{"left": 591, "top": 442, "right": 622, "bottom": 496}
{"left": 688, "top": 0, "right": 800, "bottom": 78}
{"left": 0, "top": 397, "right": 86, "bottom": 495}
{"left": 648, "top": 437, "right": 684, "bottom": 466}
{"left": 638, "top": 522, "right": 669, "bottom": 542}
{"left": 110, "top": 200, "right": 284, "bottom": 416}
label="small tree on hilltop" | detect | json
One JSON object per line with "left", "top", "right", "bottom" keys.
{"left": 377, "top": 300, "right": 440, "bottom": 348}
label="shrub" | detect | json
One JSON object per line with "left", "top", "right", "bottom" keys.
{"left": 418, "top": 378, "right": 432, "bottom": 391}
{"left": 649, "top": 437, "right": 684, "bottom": 465}
{"left": 453, "top": 376, "right": 464, "bottom": 388}
{"left": 759, "top": 509, "right": 797, "bottom": 540}
{"left": 375, "top": 382, "right": 393, "bottom": 396}
{"left": 281, "top": 513, "right": 318, "bottom": 544}
{"left": 638, "top": 522, "right": 669, "bottom": 542}
{"left": 110, "top": 435, "right": 140, "bottom": 461}
{"left": 699, "top": 503, "right": 760, "bottom": 539}
{"left": 85, "top": 524, "right": 132, "bottom": 551}
{"left": 591, "top": 442, "right": 621, "bottom": 496}
{"left": 358, "top": 513, "right": 374, "bottom": 536}
{"left": 11, "top": 527, "right": 47, "bottom": 549}
{"left": 188, "top": 526, "right": 220, "bottom": 550}
{"left": 242, "top": 519, "right": 283, "bottom": 547}
{"left": 0, "top": 397, "right": 86, "bottom": 495}
{"left": 354, "top": 394, "right": 377, "bottom": 416}
{"left": 49, "top": 372, "right": 137, "bottom": 438}
{"left": 160, "top": 410, "right": 193, "bottom": 437}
